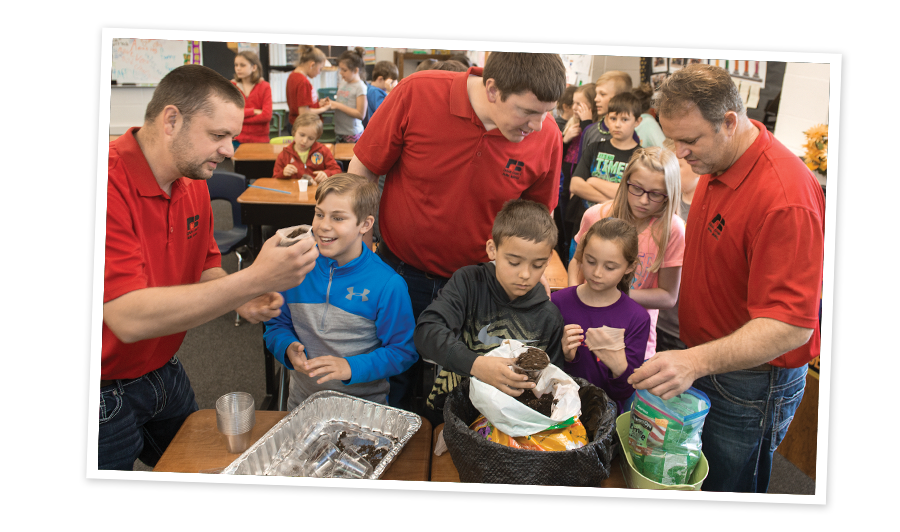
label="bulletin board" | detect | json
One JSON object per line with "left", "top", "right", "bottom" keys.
{"left": 111, "top": 38, "right": 201, "bottom": 85}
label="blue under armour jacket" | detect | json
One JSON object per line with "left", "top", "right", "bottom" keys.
{"left": 264, "top": 243, "right": 417, "bottom": 405}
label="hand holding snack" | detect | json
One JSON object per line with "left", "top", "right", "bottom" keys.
{"left": 471, "top": 355, "right": 532, "bottom": 397}
{"left": 283, "top": 164, "right": 298, "bottom": 177}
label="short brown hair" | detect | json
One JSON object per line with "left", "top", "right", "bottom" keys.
{"left": 372, "top": 60, "right": 398, "bottom": 81}
{"left": 144, "top": 64, "right": 244, "bottom": 124}
{"left": 315, "top": 173, "right": 379, "bottom": 224}
{"left": 483, "top": 52, "right": 566, "bottom": 103}
{"left": 492, "top": 199, "right": 558, "bottom": 249}
{"left": 433, "top": 60, "right": 468, "bottom": 72}
{"left": 292, "top": 112, "right": 323, "bottom": 137}
{"left": 595, "top": 70, "right": 633, "bottom": 95}
{"left": 236, "top": 50, "right": 263, "bottom": 84}
{"left": 607, "top": 92, "right": 643, "bottom": 119}
{"left": 339, "top": 47, "right": 367, "bottom": 80}
{"left": 654, "top": 63, "right": 744, "bottom": 131}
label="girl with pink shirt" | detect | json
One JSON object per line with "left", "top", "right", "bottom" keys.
{"left": 567, "top": 147, "right": 685, "bottom": 360}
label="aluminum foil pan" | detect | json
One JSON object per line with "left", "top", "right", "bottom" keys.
{"left": 221, "top": 390, "right": 421, "bottom": 479}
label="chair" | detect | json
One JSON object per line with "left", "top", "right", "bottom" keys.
{"left": 208, "top": 170, "right": 250, "bottom": 326}
{"left": 269, "top": 136, "right": 293, "bottom": 144}
{"left": 319, "top": 123, "right": 337, "bottom": 144}
{"left": 269, "top": 109, "right": 287, "bottom": 137}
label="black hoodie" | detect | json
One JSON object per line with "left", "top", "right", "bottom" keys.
{"left": 414, "top": 261, "right": 565, "bottom": 377}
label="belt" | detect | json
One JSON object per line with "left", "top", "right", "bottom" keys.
{"left": 746, "top": 362, "right": 774, "bottom": 372}
{"left": 377, "top": 240, "right": 449, "bottom": 281}
{"left": 100, "top": 379, "right": 116, "bottom": 388}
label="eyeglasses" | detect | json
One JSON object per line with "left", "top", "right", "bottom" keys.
{"left": 627, "top": 181, "right": 668, "bottom": 203}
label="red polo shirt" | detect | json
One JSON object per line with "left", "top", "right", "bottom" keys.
{"left": 678, "top": 120, "right": 825, "bottom": 368}
{"left": 103, "top": 128, "right": 221, "bottom": 379}
{"left": 353, "top": 67, "right": 562, "bottom": 278}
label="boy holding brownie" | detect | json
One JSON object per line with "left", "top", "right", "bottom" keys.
{"left": 414, "top": 199, "right": 565, "bottom": 425}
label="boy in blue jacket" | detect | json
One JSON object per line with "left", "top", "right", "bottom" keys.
{"left": 264, "top": 173, "right": 417, "bottom": 410}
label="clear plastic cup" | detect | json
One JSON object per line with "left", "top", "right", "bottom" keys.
{"left": 215, "top": 392, "right": 256, "bottom": 454}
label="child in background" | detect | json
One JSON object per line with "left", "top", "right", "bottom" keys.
{"left": 654, "top": 139, "right": 701, "bottom": 353}
{"left": 414, "top": 199, "right": 565, "bottom": 426}
{"left": 286, "top": 45, "right": 332, "bottom": 127}
{"left": 555, "top": 85, "right": 577, "bottom": 132}
{"left": 568, "top": 92, "right": 644, "bottom": 261}
{"left": 264, "top": 173, "right": 418, "bottom": 409}
{"left": 632, "top": 83, "right": 666, "bottom": 147}
{"left": 578, "top": 70, "right": 635, "bottom": 156}
{"left": 324, "top": 47, "right": 368, "bottom": 143}
{"left": 568, "top": 147, "right": 685, "bottom": 360}
{"left": 561, "top": 83, "right": 598, "bottom": 262}
{"left": 231, "top": 51, "right": 272, "bottom": 147}
{"left": 552, "top": 218, "right": 650, "bottom": 414}
{"left": 363, "top": 61, "right": 398, "bottom": 128}
{"left": 272, "top": 112, "right": 341, "bottom": 183}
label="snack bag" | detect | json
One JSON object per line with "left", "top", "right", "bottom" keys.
{"left": 470, "top": 414, "right": 588, "bottom": 451}
{"left": 276, "top": 224, "right": 313, "bottom": 247}
{"left": 627, "top": 387, "right": 710, "bottom": 485}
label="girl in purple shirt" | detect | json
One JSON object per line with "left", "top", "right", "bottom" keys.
{"left": 550, "top": 217, "right": 650, "bottom": 413}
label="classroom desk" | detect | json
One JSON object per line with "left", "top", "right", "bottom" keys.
{"left": 545, "top": 250, "right": 567, "bottom": 292}
{"left": 154, "top": 409, "right": 433, "bottom": 482}
{"left": 429, "top": 423, "right": 628, "bottom": 488}
{"left": 232, "top": 142, "right": 345, "bottom": 179}
{"left": 232, "top": 143, "right": 283, "bottom": 181}
{"left": 332, "top": 142, "right": 354, "bottom": 161}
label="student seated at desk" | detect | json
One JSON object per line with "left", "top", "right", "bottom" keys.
{"left": 272, "top": 112, "right": 341, "bottom": 183}
{"left": 414, "top": 199, "right": 565, "bottom": 426}
{"left": 264, "top": 174, "right": 418, "bottom": 410}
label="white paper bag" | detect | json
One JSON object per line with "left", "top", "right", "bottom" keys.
{"left": 276, "top": 224, "right": 313, "bottom": 247}
{"left": 469, "top": 339, "right": 581, "bottom": 437}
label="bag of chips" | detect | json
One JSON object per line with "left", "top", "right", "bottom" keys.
{"left": 627, "top": 387, "right": 710, "bottom": 485}
{"left": 470, "top": 414, "right": 588, "bottom": 451}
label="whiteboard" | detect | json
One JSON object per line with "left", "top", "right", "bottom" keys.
{"left": 111, "top": 38, "right": 200, "bottom": 85}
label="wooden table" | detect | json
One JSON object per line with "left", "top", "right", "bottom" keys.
{"left": 333, "top": 142, "right": 354, "bottom": 162}
{"left": 232, "top": 143, "right": 284, "bottom": 181}
{"left": 429, "top": 423, "right": 628, "bottom": 488}
{"left": 545, "top": 250, "right": 568, "bottom": 291}
{"left": 154, "top": 409, "right": 433, "bottom": 481}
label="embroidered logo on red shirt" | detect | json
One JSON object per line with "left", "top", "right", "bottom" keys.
{"left": 707, "top": 213, "right": 725, "bottom": 240}
{"left": 503, "top": 158, "right": 525, "bottom": 180}
{"left": 187, "top": 215, "right": 200, "bottom": 240}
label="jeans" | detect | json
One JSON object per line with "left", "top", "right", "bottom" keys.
{"left": 376, "top": 243, "right": 448, "bottom": 414}
{"left": 692, "top": 365, "right": 807, "bottom": 493}
{"left": 98, "top": 355, "right": 199, "bottom": 470}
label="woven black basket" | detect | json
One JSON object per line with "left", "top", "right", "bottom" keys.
{"left": 442, "top": 377, "right": 618, "bottom": 486}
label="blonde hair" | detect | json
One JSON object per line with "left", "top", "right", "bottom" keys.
{"left": 595, "top": 70, "right": 633, "bottom": 96}
{"left": 292, "top": 112, "right": 323, "bottom": 137}
{"left": 610, "top": 147, "right": 681, "bottom": 272}
{"left": 315, "top": 173, "right": 379, "bottom": 224}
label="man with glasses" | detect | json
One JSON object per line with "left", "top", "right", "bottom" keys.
{"left": 628, "top": 64, "right": 825, "bottom": 493}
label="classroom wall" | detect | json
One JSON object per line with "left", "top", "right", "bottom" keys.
{"left": 589, "top": 56, "right": 641, "bottom": 89}
{"left": 774, "top": 62, "right": 830, "bottom": 159}
{"left": 109, "top": 87, "right": 155, "bottom": 134}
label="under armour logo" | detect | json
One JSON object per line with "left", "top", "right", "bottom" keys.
{"left": 346, "top": 287, "right": 370, "bottom": 301}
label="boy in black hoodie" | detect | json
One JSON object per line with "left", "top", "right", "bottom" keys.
{"left": 415, "top": 199, "right": 565, "bottom": 425}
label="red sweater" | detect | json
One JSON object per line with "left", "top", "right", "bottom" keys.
{"left": 286, "top": 71, "right": 319, "bottom": 125}
{"left": 273, "top": 141, "right": 341, "bottom": 179}
{"left": 232, "top": 79, "right": 273, "bottom": 143}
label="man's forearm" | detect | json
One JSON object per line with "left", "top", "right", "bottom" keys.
{"left": 103, "top": 266, "right": 267, "bottom": 343}
{"left": 347, "top": 155, "right": 378, "bottom": 183}
{"left": 688, "top": 317, "right": 814, "bottom": 376}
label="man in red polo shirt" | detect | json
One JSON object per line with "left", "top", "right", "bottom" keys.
{"left": 347, "top": 52, "right": 566, "bottom": 415}
{"left": 628, "top": 64, "right": 825, "bottom": 493}
{"left": 101, "top": 65, "right": 318, "bottom": 470}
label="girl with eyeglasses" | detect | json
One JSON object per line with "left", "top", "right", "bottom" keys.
{"left": 567, "top": 147, "right": 685, "bottom": 360}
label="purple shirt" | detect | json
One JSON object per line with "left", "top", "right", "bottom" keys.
{"left": 551, "top": 286, "right": 650, "bottom": 413}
